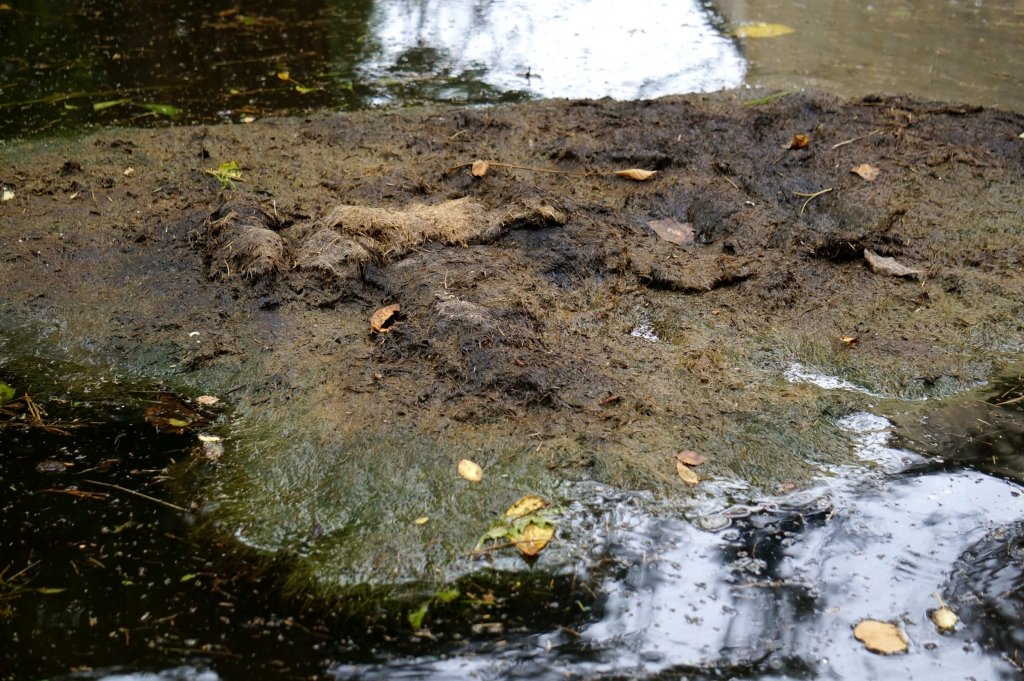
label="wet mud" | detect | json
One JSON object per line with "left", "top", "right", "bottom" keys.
{"left": 3, "top": 90, "right": 1024, "bottom": 593}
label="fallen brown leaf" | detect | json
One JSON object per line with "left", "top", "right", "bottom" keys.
{"left": 471, "top": 160, "right": 489, "bottom": 177}
{"left": 864, "top": 249, "right": 922, "bottom": 279}
{"left": 370, "top": 304, "right": 401, "bottom": 333}
{"left": 851, "top": 163, "right": 880, "bottom": 181}
{"left": 648, "top": 218, "right": 696, "bottom": 247}
{"left": 676, "top": 450, "right": 707, "bottom": 466}
{"left": 195, "top": 395, "right": 220, "bottom": 406}
{"left": 782, "top": 134, "right": 809, "bottom": 150}
{"left": 853, "top": 620, "right": 907, "bottom": 654}
{"left": 840, "top": 336, "right": 858, "bottom": 346}
{"left": 506, "top": 495, "right": 546, "bottom": 518}
{"left": 676, "top": 461, "right": 700, "bottom": 485}
{"left": 457, "top": 459, "right": 482, "bottom": 482}
{"left": 514, "top": 522, "right": 554, "bottom": 557}
{"left": 615, "top": 169, "right": 657, "bottom": 181}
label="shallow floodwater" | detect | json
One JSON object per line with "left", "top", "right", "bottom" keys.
{"left": 2, "top": 0, "right": 1023, "bottom": 137}
{"left": 6, "top": 358, "right": 1024, "bottom": 680}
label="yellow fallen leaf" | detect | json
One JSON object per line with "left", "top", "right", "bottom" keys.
{"left": 931, "top": 592, "right": 957, "bottom": 632}
{"left": 840, "top": 336, "right": 858, "bottom": 346}
{"left": 414, "top": 516, "right": 430, "bottom": 525}
{"left": 471, "top": 160, "right": 490, "bottom": 177}
{"left": 195, "top": 395, "right": 220, "bottom": 406}
{"left": 277, "top": 72, "right": 290, "bottom": 81}
{"left": 851, "top": 163, "right": 880, "bottom": 181}
{"left": 614, "top": 168, "right": 657, "bottom": 181}
{"left": 513, "top": 522, "right": 554, "bottom": 557}
{"left": 370, "top": 304, "right": 401, "bottom": 334}
{"left": 506, "top": 495, "right": 546, "bottom": 518}
{"left": 735, "top": 23, "right": 795, "bottom": 38}
{"left": 853, "top": 620, "right": 908, "bottom": 654}
{"left": 197, "top": 434, "right": 222, "bottom": 443}
{"left": 676, "top": 460, "right": 700, "bottom": 485}
{"left": 457, "top": 459, "right": 482, "bottom": 482}
{"left": 783, "top": 134, "right": 809, "bottom": 150}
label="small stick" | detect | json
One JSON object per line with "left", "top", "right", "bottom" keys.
{"left": 996, "top": 395, "right": 1024, "bottom": 407}
{"left": 444, "top": 161, "right": 652, "bottom": 178}
{"left": 36, "top": 489, "right": 108, "bottom": 501}
{"left": 791, "top": 188, "right": 834, "bottom": 215}
{"left": 82, "top": 479, "right": 187, "bottom": 512}
{"left": 831, "top": 130, "right": 881, "bottom": 150}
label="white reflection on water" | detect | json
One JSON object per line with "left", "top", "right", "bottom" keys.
{"left": 364, "top": 0, "right": 745, "bottom": 101}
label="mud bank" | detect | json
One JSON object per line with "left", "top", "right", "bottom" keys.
{"left": 2, "top": 91, "right": 1024, "bottom": 592}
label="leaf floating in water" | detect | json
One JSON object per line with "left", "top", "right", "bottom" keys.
{"left": 511, "top": 521, "right": 554, "bottom": 557}
{"left": 277, "top": 72, "right": 290, "bottom": 81}
{"left": 295, "top": 86, "right": 317, "bottom": 94}
{"left": 783, "top": 134, "right": 809, "bottom": 150}
{"left": 167, "top": 418, "right": 191, "bottom": 428}
{"left": 676, "top": 460, "right": 700, "bottom": 486}
{"left": 36, "top": 588, "right": 66, "bottom": 594}
{"left": 676, "top": 450, "right": 707, "bottom": 466}
{"left": 648, "top": 218, "right": 695, "bottom": 246}
{"left": 457, "top": 459, "right": 483, "bottom": 482}
{"left": 145, "top": 396, "right": 209, "bottom": 434}
{"left": 435, "top": 588, "right": 460, "bottom": 603}
{"left": 471, "top": 160, "right": 490, "bottom": 177}
{"left": 851, "top": 163, "right": 880, "bottom": 181}
{"left": 930, "top": 592, "right": 957, "bottom": 632}
{"left": 93, "top": 98, "right": 131, "bottom": 111}
{"left": 180, "top": 573, "right": 197, "bottom": 582}
{"left": 197, "top": 434, "right": 221, "bottom": 443}
{"left": 370, "top": 304, "right": 401, "bottom": 334}
{"left": 614, "top": 168, "right": 657, "bottom": 181}
{"left": 407, "top": 602, "right": 429, "bottom": 629}
{"left": 506, "top": 495, "right": 546, "bottom": 518}
{"left": 195, "top": 395, "right": 220, "bottom": 406}
{"left": 734, "top": 23, "right": 795, "bottom": 38}
{"left": 864, "top": 249, "right": 922, "bottom": 279}
{"left": 140, "top": 103, "right": 182, "bottom": 117}
{"left": 0, "top": 380, "right": 15, "bottom": 405}
{"left": 853, "top": 620, "right": 908, "bottom": 654}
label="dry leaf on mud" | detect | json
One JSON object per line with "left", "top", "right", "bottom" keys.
{"left": 734, "top": 23, "right": 795, "bottom": 38}
{"left": 471, "top": 160, "right": 490, "bottom": 177}
{"left": 840, "top": 336, "right": 858, "bottom": 346}
{"left": 648, "top": 218, "right": 696, "bottom": 247}
{"left": 506, "top": 495, "right": 547, "bottom": 518}
{"left": 930, "top": 592, "right": 957, "bottom": 632}
{"left": 853, "top": 620, "right": 908, "bottom": 654}
{"left": 864, "top": 249, "right": 922, "bottom": 279}
{"left": 676, "top": 451, "right": 707, "bottom": 466}
{"left": 457, "top": 459, "right": 483, "bottom": 482}
{"left": 370, "top": 304, "right": 401, "bottom": 333}
{"left": 614, "top": 169, "right": 657, "bottom": 181}
{"left": 414, "top": 516, "right": 430, "bottom": 525}
{"left": 782, "top": 134, "right": 809, "bottom": 150}
{"left": 195, "top": 395, "right": 220, "bottom": 406}
{"left": 676, "top": 461, "right": 700, "bottom": 486}
{"left": 851, "top": 163, "right": 880, "bottom": 181}
{"left": 513, "top": 522, "right": 554, "bottom": 557}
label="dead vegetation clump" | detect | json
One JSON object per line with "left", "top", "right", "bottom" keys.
{"left": 293, "top": 228, "right": 371, "bottom": 280}
{"left": 202, "top": 201, "right": 288, "bottom": 279}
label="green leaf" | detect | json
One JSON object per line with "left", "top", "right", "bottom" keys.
{"left": 64, "top": 103, "right": 80, "bottom": 110}
{"left": 93, "top": 98, "right": 131, "bottom": 111}
{"left": 742, "top": 89, "right": 799, "bottom": 107}
{"left": 295, "top": 86, "right": 317, "bottom": 94}
{"left": 111, "top": 520, "right": 134, "bottom": 534}
{"left": 435, "top": 588, "right": 460, "bottom": 603}
{"left": 180, "top": 573, "right": 197, "bottom": 582}
{"left": 0, "top": 381, "right": 15, "bottom": 405}
{"left": 167, "top": 418, "right": 191, "bottom": 428}
{"left": 733, "top": 23, "right": 795, "bottom": 38}
{"left": 36, "top": 588, "right": 66, "bottom": 594}
{"left": 336, "top": 80, "right": 354, "bottom": 92}
{"left": 407, "top": 602, "right": 429, "bottom": 629}
{"left": 121, "top": 580, "right": 135, "bottom": 586}
{"left": 140, "top": 103, "right": 182, "bottom": 116}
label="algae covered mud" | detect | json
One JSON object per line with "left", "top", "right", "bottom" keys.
{"left": 3, "top": 89, "right": 1024, "bottom": 679}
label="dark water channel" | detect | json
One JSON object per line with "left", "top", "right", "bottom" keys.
{"left": 7, "top": 354, "right": 1024, "bottom": 679}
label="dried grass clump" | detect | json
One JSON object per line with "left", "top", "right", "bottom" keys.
{"left": 293, "top": 228, "right": 371, "bottom": 280}
{"left": 208, "top": 213, "right": 287, "bottom": 279}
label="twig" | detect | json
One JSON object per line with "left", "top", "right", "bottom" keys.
{"left": 36, "top": 489, "right": 108, "bottom": 501}
{"left": 82, "top": 479, "right": 187, "bottom": 512}
{"left": 996, "top": 395, "right": 1024, "bottom": 407}
{"left": 443, "top": 161, "right": 652, "bottom": 178}
{"left": 791, "top": 188, "right": 834, "bottom": 215}
{"left": 831, "top": 130, "right": 881, "bottom": 150}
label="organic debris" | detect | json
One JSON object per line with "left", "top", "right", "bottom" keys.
{"left": 471, "top": 160, "right": 489, "bottom": 177}
{"left": 864, "top": 249, "right": 923, "bottom": 279}
{"left": 783, "top": 134, "right": 809, "bottom": 150}
{"left": 446, "top": 160, "right": 656, "bottom": 181}
{"left": 648, "top": 218, "right": 696, "bottom": 246}
{"left": 734, "top": 23, "right": 795, "bottom": 38}
{"left": 457, "top": 459, "right": 483, "bottom": 482}
{"left": 414, "top": 517, "right": 430, "bottom": 525}
{"left": 144, "top": 396, "right": 210, "bottom": 434}
{"left": 676, "top": 461, "right": 700, "bottom": 486}
{"left": 676, "top": 451, "right": 707, "bottom": 466}
{"left": 370, "top": 304, "right": 401, "bottom": 334}
{"left": 851, "top": 163, "right": 880, "bottom": 181}
{"left": 195, "top": 395, "right": 220, "bottom": 406}
{"left": 199, "top": 440, "right": 224, "bottom": 461}
{"left": 930, "top": 592, "right": 957, "bottom": 632}
{"left": 742, "top": 89, "right": 799, "bottom": 106}
{"left": 473, "top": 495, "right": 560, "bottom": 558}
{"left": 0, "top": 381, "right": 14, "bottom": 405}
{"left": 840, "top": 336, "right": 859, "bottom": 347}
{"left": 853, "top": 620, "right": 908, "bottom": 654}
{"left": 204, "top": 161, "right": 244, "bottom": 189}
{"left": 205, "top": 206, "right": 287, "bottom": 279}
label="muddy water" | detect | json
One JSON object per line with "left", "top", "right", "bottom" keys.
{"left": 6, "top": 358, "right": 1024, "bottom": 679}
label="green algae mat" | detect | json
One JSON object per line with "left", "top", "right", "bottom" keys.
{"left": 2, "top": 90, "right": 1024, "bottom": 595}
